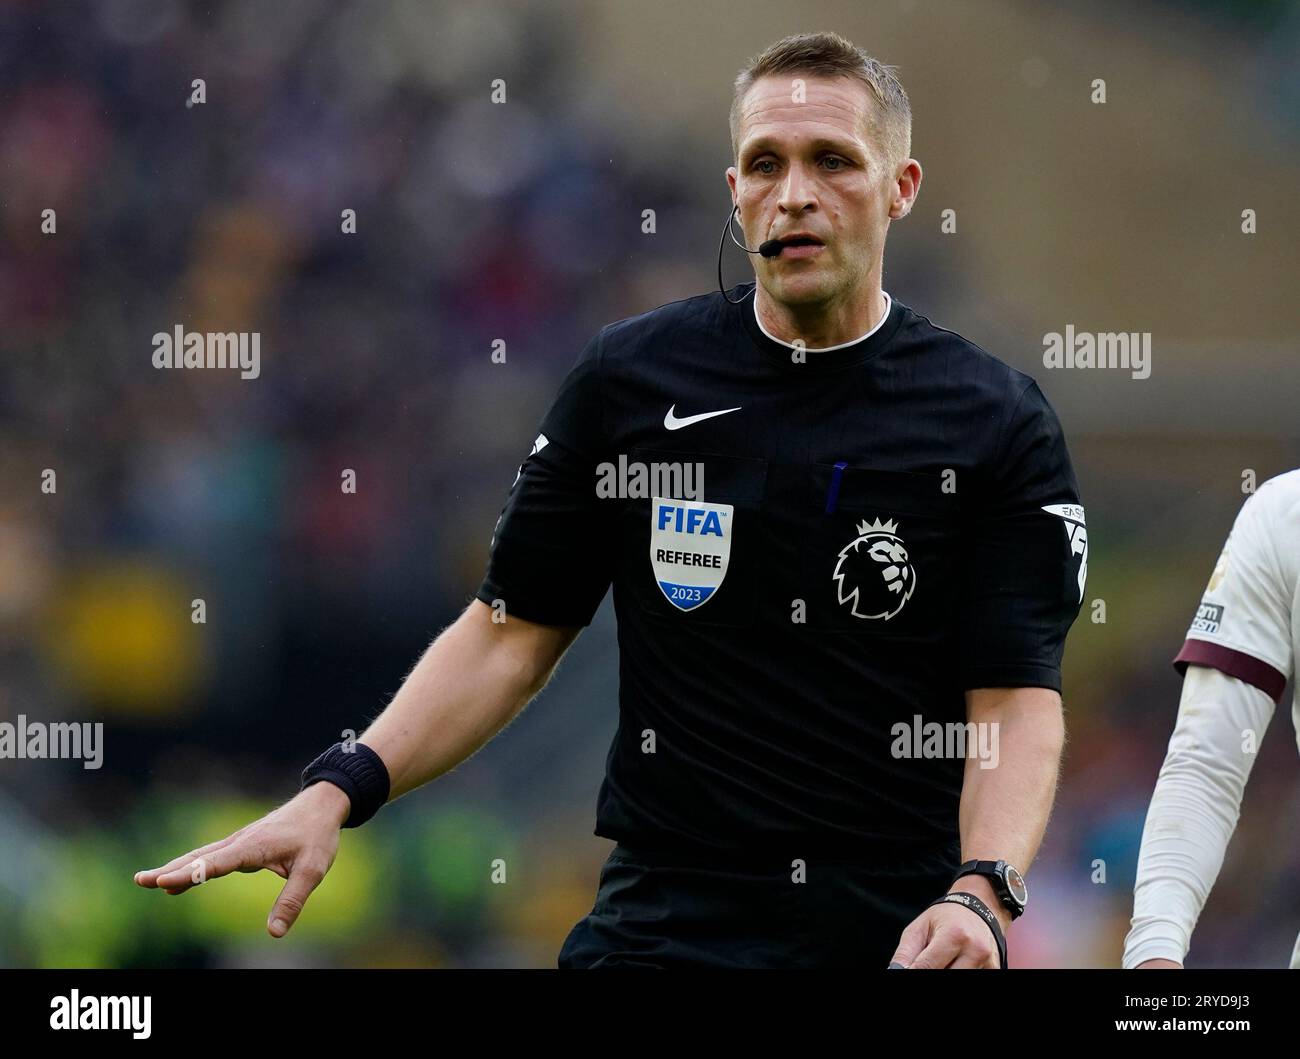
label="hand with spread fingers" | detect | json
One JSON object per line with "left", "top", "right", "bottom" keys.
{"left": 134, "top": 781, "right": 352, "bottom": 938}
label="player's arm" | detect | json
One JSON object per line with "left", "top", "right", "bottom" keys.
{"left": 894, "top": 686, "right": 1064, "bottom": 969}
{"left": 1123, "top": 476, "right": 1294, "bottom": 967}
{"left": 1123, "top": 664, "right": 1276, "bottom": 968}
{"left": 133, "top": 602, "right": 582, "bottom": 935}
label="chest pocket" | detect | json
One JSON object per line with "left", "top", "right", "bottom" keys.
{"left": 618, "top": 447, "right": 768, "bottom": 629}
{"left": 769, "top": 464, "right": 965, "bottom": 637}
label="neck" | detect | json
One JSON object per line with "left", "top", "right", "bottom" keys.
{"left": 754, "top": 280, "right": 886, "bottom": 350}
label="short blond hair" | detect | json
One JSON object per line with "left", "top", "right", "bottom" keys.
{"left": 729, "top": 31, "right": 911, "bottom": 167}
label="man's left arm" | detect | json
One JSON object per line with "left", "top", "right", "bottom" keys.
{"left": 890, "top": 378, "right": 1083, "bottom": 968}
{"left": 890, "top": 686, "right": 1064, "bottom": 968}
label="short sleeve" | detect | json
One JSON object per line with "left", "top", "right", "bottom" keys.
{"left": 1172, "top": 478, "right": 1295, "bottom": 704}
{"left": 958, "top": 380, "right": 1087, "bottom": 692}
{"left": 474, "top": 331, "right": 615, "bottom": 627}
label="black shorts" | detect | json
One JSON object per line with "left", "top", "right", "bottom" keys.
{"left": 558, "top": 840, "right": 961, "bottom": 969}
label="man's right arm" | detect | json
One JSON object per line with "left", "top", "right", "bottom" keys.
{"left": 357, "top": 599, "right": 580, "bottom": 801}
{"left": 1125, "top": 476, "right": 1295, "bottom": 968}
{"left": 135, "top": 328, "right": 613, "bottom": 935}
{"left": 133, "top": 600, "right": 581, "bottom": 935}
{"left": 1123, "top": 664, "right": 1276, "bottom": 968}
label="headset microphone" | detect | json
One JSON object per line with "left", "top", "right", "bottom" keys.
{"left": 718, "top": 205, "right": 786, "bottom": 304}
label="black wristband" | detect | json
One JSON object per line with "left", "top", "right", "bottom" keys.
{"left": 928, "top": 892, "right": 1008, "bottom": 969}
{"left": 300, "top": 742, "right": 390, "bottom": 828}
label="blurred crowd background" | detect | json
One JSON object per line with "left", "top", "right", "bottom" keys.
{"left": 1, "top": 0, "right": 1298, "bottom": 968}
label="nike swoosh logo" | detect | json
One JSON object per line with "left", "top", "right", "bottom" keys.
{"left": 664, "top": 404, "right": 742, "bottom": 430}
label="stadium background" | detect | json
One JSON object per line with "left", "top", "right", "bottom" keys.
{"left": 1, "top": 0, "right": 1298, "bottom": 968}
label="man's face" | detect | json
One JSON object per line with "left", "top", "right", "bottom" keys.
{"left": 726, "top": 74, "right": 911, "bottom": 308}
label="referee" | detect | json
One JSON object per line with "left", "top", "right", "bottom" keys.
{"left": 136, "top": 32, "right": 1087, "bottom": 970}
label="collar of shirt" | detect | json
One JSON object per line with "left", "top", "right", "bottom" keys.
{"left": 737, "top": 283, "right": 903, "bottom": 372}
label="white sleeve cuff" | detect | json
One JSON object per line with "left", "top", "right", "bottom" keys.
{"left": 1121, "top": 919, "right": 1188, "bottom": 968}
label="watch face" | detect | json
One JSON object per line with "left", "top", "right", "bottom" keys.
{"left": 1004, "top": 865, "right": 1028, "bottom": 907}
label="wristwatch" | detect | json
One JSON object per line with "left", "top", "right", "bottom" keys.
{"left": 952, "top": 859, "right": 1028, "bottom": 920}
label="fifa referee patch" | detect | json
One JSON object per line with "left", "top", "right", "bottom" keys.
{"left": 650, "top": 497, "right": 733, "bottom": 612}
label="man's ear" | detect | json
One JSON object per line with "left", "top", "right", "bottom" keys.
{"left": 725, "top": 165, "right": 738, "bottom": 203}
{"left": 889, "top": 158, "right": 922, "bottom": 220}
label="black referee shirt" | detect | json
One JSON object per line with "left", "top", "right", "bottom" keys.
{"left": 477, "top": 282, "right": 1086, "bottom": 861}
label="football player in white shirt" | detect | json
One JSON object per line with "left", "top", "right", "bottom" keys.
{"left": 1124, "top": 470, "right": 1299, "bottom": 969}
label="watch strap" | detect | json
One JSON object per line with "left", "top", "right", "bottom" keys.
{"left": 952, "top": 859, "right": 1025, "bottom": 919}
{"left": 955, "top": 858, "right": 1001, "bottom": 876}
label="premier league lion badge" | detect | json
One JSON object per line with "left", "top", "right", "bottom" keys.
{"left": 833, "top": 517, "right": 915, "bottom": 620}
